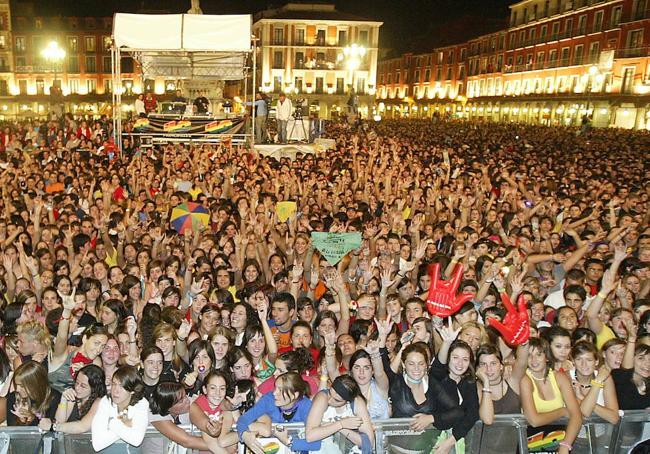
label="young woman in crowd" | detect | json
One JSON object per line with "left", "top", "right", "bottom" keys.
{"left": 189, "top": 370, "right": 230, "bottom": 453}
{"left": 153, "top": 322, "right": 188, "bottom": 381}
{"left": 570, "top": 341, "right": 619, "bottom": 423}
{"left": 236, "top": 372, "right": 320, "bottom": 453}
{"left": 184, "top": 339, "right": 216, "bottom": 397}
{"left": 520, "top": 338, "right": 582, "bottom": 454}
{"left": 49, "top": 292, "right": 110, "bottom": 392}
{"left": 476, "top": 342, "right": 529, "bottom": 423}
{"left": 305, "top": 374, "right": 375, "bottom": 453}
{"left": 0, "top": 360, "right": 60, "bottom": 427}
{"left": 55, "top": 364, "right": 106, "bottom": 423}
{"left": 148, "top": 382, "right": 220, "bottom": 453}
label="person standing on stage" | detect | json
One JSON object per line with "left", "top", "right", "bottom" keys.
{"left": 144, "top": 92, "right": 157, "bottom": 114}
{"left": 193, "top": 91, "right": 210, "bottom": 115}
{"left": 172, "top": 90, "right": 187, "bottom": 114}
{"left": 135, "top": 94, "right": 146, "bottom": 118}
{"left": 275, "top": 93, "right": 292, "bottom": 144}
{"left": 253, "top": 93, "right": 268, "bottom": 144}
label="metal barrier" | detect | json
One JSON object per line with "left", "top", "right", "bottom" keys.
{"left": 0, "top": 411, "right": 648, "bottom": 454}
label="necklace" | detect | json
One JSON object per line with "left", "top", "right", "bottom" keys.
{"left": 530, "top": 372, "right": 547, "bottom": 381}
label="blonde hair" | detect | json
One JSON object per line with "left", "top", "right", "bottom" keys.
{"left": 460, "top": 321, "right": 490, "bottom": 345}
{"left": 16, "top": 321, "right": 52, "bottom": 350}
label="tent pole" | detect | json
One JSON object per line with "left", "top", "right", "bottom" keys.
{"left": 252, "top": 35, "right": 257, "bottom": 150}
{"left": 116, "top": 46, "right": 122, "bottom": 154}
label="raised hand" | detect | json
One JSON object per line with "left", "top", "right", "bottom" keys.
{"left": 414, "top": 240, "right": 430, "bottom": 261}
{"left": 436, "top": 317, "right": 460, "bottom": 344}
{"left": 613, "top": 241, "right": 627, "bottom": 263}
{"left": 256, "top": 297, "right": 269, "bottom": 321}
{"left": 226, "top": 385, "right": 251, "bottom": 409}
{"left": 60, "top": 287, "right": 77, "bottom": 313}
{"left": 177, "top": 319, "right": 192, "bottom": 341}
{"left": 364, "top": 339, "right": 380, "bottom": 356}
{"left": 323, "top": 330, "right": 336, "bottom": 348}
{"left": 125, "top": 317, "right": 138, "bottom": 339}
{"left": 487, "top": 293, "right": 530, "bottom": 346}
{"left": 291, "top": 259, "right": 304, "bottom": 282}
{"left": 424, "top": 263, "right": 474, "bottom": 318}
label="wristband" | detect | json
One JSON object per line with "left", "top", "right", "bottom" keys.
{"left": 558, "top": 440, "right": 572, "bottom": 450}
{"left": 482, "top": 388, "right": 492, "bottom": 393}
{"left": 320, "top": 375, "right": 329, "bottom": 382}
{"left": 597, "top": 291, "right": 608, "bottom": 299}
{"left": 590, "top": 379, "right": 605, "bottom": 389}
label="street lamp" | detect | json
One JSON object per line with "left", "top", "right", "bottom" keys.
{"left": 340, "top": 44, "right": 366, "bottom": 94}
{"left": 585, "top": 64, "right": 601, "bottom": 115}
{"left": 41, "top": 41, "right": 66, "bottom": 95}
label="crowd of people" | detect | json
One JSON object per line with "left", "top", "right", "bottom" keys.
{"left": 0, "top": 115, "right": 647, "bottom": 454}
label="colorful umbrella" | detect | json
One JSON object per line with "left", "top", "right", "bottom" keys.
{"left": 170, "top": 202, "right": 210, "bottom": 234}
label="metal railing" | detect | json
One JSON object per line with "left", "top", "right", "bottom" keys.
{"left": 0, "top": 411, "right": 647, "bottom": 454}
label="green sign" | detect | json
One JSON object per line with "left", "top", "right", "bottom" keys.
{"left": 311, "top": 232, "right": 362, "bottom": 265}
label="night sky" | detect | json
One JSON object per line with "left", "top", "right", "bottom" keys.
{"left": 18, "top": 0, "right": 514, "bottom": 54}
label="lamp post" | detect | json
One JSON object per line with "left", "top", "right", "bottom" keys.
{"left": 586, "top": 64, "right": 601, "bottom": 115}
{"left": 41, "top": 41, "right": 66, "bottom": 96}
{"left": 340, "top": 44, "right": 366, "bottom": 94}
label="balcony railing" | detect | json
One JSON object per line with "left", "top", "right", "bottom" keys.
{"left": 615, "top": 47, "right": 650, "bottom": 58}
{"left": 0, "top": 411, "right": 648, "bottom": 454}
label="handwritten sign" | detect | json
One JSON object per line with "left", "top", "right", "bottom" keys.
{"left": 275, "top": 201, "right": 297, "bottom": 223}
{"left": 311, "top": 232, "right": 362, "bottom": 265}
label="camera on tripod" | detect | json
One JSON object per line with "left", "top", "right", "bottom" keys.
{"left": 293, "top": 98, "right": 307, "bottom": 118}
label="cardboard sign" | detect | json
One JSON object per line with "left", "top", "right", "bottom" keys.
{"left": 275, "top": 201, "right": 297, "bottom": 223}
{"left": 311, "top": 232, "right": 362, "bottom": 265}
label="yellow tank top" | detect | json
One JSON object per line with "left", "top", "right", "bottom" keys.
{"left": 527, "top": 369, "right": 565, "bottom": 413}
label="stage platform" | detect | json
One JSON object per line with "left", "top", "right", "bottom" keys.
{"left": 255, "top": 143, "right": 317, "bottom": 160}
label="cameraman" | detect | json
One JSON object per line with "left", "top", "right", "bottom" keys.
{"left": 275, "top": 93, "right": 292, "bottom": 144}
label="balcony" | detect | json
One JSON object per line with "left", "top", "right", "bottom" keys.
{"left": 615, "top": 47, "right": 650, "bottom": 58}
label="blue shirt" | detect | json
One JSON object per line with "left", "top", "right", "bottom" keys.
{"left": 246, "top": 99, "right": 268, "bottom": 116}
{"left": 236, "top": 392, "right": 321, "bottom": 452}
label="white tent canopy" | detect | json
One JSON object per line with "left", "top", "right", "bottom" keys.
{"left": 112, "top": 13, "right": 252, "bottom": 52}
{"left": 111, "top": 13, "right": 256, "bottom": 150}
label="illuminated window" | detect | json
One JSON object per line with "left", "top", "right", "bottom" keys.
{"left": 85, "top": 36, "right": 95, "bottom": 52}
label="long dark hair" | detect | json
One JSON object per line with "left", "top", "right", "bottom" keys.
{"left": 278, "top": 347, "right": 314, "bottom": 375}
{"left": 76, "top": 364, "right": 107, "bottom": 417}
{"left": 447, "top": 340, "right": 475, "bottom": 380}
{"left": 150, "top": 381, "right": 185, "bottom": 416}
{"left": 112, "top": 365, "right": 145, "bottom": 406}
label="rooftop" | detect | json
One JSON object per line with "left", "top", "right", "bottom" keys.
{"left": 254, "top": 2, "right": 381, "bottom": 24}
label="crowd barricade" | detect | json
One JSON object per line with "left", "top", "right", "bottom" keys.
{"left": 0, "top": 411, "right": 648, "bottom": 454}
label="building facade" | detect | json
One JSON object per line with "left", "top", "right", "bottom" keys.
{"left": 0, "top": 2, "right": 140, "bottom": 120}
{"left": 377, "top": 0, "right": 650, "bottom": 129}
{"left": 253, "top": 2, "right": 383, "bottom": 119}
